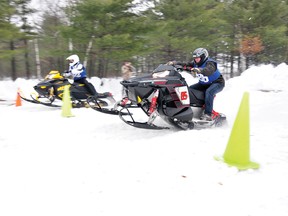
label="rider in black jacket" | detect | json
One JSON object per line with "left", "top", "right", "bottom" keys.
{"left": 169, "top": 48, "right": 225, "bottom": 121}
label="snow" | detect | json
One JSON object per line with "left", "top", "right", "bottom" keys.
{"left": 1, "top": 63, "right": 288, "bottom": 216}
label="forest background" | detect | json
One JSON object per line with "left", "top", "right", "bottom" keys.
{"left": 0, "top": 0, "right": 287, "bottom": 80}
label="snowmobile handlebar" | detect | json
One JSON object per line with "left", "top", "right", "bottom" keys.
{"left": 120, "top": 80, "right": 162, "bottom": 88}
{"left": 120, "top": 80, "right": 139, "bottom": 87}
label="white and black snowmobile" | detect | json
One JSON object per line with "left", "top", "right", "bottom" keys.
{"left": 94, "top": 64, "right": 227, "bottom": 130}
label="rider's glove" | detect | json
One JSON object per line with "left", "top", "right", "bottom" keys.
{"left": 166, "top": 60, "right": 176, "bottom": 66}
{"left": 191, "top": 68, "right": 201, "bottom": 77}
{"left": 62, "top": 70, "right": 71, "bottom": 77}
{"left": 191, "top": 68, "right": 201, "bottom": 73}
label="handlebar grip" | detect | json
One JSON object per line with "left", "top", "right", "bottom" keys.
{"left": 120, "top": 80, "right": 139, "bottom": 87}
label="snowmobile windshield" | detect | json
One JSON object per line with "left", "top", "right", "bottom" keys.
{"left": 45, "top": 71, "right": 62, "bottom": 80}
{"left": 152, "top": 64, "right": 181, "bottom": 78}
{"left": 153, "top": 64, "right": 175, "bottom": 73}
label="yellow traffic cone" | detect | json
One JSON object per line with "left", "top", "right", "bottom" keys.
{"left": 61, "top": 85, "right": 74, "bottom": 117}
{"left": 215, "top": 92, "right": 259, "bottom": 170}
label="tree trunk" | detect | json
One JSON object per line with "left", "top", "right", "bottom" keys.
{"left": 84, "top": 36, "right": 94, "bottom": 68}
{"left": 34, "top": 39, "right": 41, "bottom": 79}
{"left": 10, "top": 40, "right": 17, "bottom": 81}
{"left": 245, "top": 56, "right": 249, "bottom": 69}
{"left": 24, "top": 38, "right": 31, "bottom": 78}
{"left": 98, "top": 59, "right": 105, "bottom": 78}
{"left": 230, "top": 50, "right": 234, "bottom": 77}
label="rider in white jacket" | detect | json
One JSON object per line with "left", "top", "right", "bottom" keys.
{"left": 63, "top": 54, "right": 98, "bottom": 97}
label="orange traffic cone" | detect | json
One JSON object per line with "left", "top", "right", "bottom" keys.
{"left": 15, "top": 88, "right": 22, "bottom": 107}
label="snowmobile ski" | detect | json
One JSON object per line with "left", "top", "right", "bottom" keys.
{"left": 0, "top": 99, "right": 15, "bottom": 106}
{"left": 120, "top": 120, "right": 170, "bottom": 130}
{"left": 87, "top": 96, "right": 131, "bottom": 115}
{"left": 119, "top": 107, "right": 169, "bottom": 130}
{"left": 87, "top": 96, "right": 120, "bottom": 114}
{"left": 90, "top": 106, "right": 121, "bottom": 115}
{"left": 20, "top": 93, "right": 88, "bottom": 108}
{"left": 20, "top": 94, "right": 61, "bottom": 107}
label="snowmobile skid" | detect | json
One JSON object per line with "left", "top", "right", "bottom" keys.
{"left": 165, "top": 108, "right": 227, "bottom": 130}
{"left": 193, "top": 114, "right": 227, "bottom": 129}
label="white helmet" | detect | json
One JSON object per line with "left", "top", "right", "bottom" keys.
{"left": 66, "top": 54, "right": 80, "bottom": 66}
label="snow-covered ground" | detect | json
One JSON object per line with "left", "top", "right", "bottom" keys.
{"left": 0, "top": 63, "right": 288, "bottom": 216}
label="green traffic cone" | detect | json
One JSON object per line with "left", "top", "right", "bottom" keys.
{"left": 215, "top": 92, "right": 259, "bottom": 170}
{"left": 61, "top": 85, "right": 74, "bottom": 117}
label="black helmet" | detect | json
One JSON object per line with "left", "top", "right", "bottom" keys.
{"left": 192, "top": 48, "right": 209, "bottom": 66}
